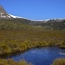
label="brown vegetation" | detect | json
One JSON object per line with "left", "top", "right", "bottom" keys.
{"left": 0, "top": 59, "right": 32, "bottom": 65}
{"left": 52, "top": 58, "right": 65, "bottom": 65}
{"left": 0, "top": 30, "right": 65, "bottom": 57}
{"left": 0, "top": 19, "right": 65, "bottom": 65}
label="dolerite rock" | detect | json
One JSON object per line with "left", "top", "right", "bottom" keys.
{"left": 0, "top": 5, "right": 12, "bottom": 19}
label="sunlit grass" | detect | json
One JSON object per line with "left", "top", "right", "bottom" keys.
{"left": 52, "top": 58, "right": 65, "bottom": 65}
{"left": 0, "top": 59, "right": 32, "bottom": 65}
{"left": 0, "top": 30, "right": 65, "bottom": 56}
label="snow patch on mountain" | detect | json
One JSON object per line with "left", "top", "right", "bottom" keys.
{"left": 9, "top": 14, "right": 22, "bottom": 18}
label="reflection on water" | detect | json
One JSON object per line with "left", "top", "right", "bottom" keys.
{"left": 8, "top": 47, "right": 65, "bottom": 65}
{"left": 60, "top": 52, "right": 65, "bottom": 55}
{"left": 59, "top": 49, "right": 65, "bottom": 55}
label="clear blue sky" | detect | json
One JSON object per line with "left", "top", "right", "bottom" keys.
{"left": 0, "top": 0, "right": 65, "bottom": 20}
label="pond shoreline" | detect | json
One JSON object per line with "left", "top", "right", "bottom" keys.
{"left": 7, "top": 47, "right": 65, "bottom": 65}
{"left": 0, "top": 45, "right": 63, "bottom": 59}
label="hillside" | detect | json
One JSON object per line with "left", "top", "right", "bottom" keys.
{"left": 0, "top": 5, "right": 65, "bottom": 30}
{"left": 31, "top": 19, "right": 65, "bottom": 30}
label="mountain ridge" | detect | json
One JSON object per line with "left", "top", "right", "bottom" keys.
{"left": 0, "top": 5, "right": 65, "bottom": 22}
{"left": 0, "top": 5, "right": 65, "bottom": 30}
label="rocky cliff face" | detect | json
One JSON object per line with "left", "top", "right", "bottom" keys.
{"left": 0, "top": 5, "right": 12, "bottom": 19}
{"left": 0, "top": 5, "right": 25, "bottom": 19}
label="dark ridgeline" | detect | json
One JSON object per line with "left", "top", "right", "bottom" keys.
{"left": 0, "top": 5, "right": 65, "bottom": 30}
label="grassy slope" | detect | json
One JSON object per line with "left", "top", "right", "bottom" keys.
{"left": 0, "top": 30, "right": 65, "bottom": 56}
{"left": 0, "top": 19, "right": 65, "bottom": 65}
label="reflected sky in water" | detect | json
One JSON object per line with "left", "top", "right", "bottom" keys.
{"left": 8, "top": 47, "right": 65, "bottom": 65}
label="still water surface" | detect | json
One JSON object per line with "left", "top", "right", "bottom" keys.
{"left": 8, "top": 47, "right": 65, "bottom": 65}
